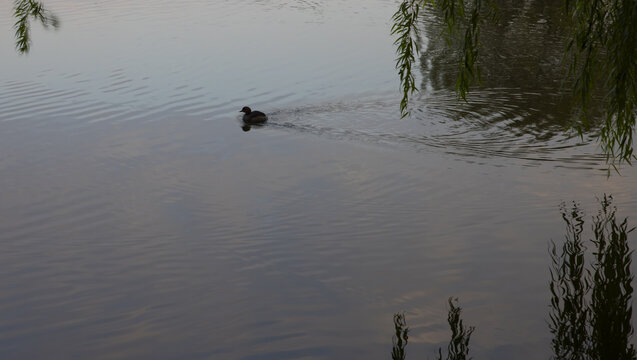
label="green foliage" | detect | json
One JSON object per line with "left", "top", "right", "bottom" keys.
{"left": 549, "top": 195, "right": 636, "bottom": 360}
{"left": 437, "top": 0, "right": 497, "bottom": 102}
{"left": 392, "top": 0, "right": 637, "bottom": 165}
{"left": 391, "top": 0, "right": 496, "bottom": 116}
{"left": 13, "top": 0, "right": 59, "bottom": 54}
{"left": 565, "top": 0, "right": 637, "bottom": 166}
{"left": 391, "top": 0, "right": 423, "bottom": 118}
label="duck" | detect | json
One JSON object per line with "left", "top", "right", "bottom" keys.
{"left": 240, "top": 106, "right": 268, "bottom": 124}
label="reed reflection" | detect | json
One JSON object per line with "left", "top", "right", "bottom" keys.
{"left": 392, "top": 195, "right": 634, "bottom": 359}
{"left": 391, "top": 298, "right": 474, "bottom": 360}
{"left": 391, "top": 312, "right": 408, "bottom": 360}
{"left": 550, "top": 196, "right": 636, "bottom": 359}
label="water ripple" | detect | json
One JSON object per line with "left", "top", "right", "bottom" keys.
{"left": 261, "top": 89, "right": 604, "bottom": 168}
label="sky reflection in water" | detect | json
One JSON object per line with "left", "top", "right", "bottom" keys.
{"left": 0, "top": 1, "right": 636, "bottom": 359}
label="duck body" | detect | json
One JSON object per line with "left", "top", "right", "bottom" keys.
{"left": 240, "top": 106, "right": 268, "bottom": 124}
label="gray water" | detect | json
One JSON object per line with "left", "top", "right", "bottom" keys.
{"left": 1, "top": 1, "right": 636, "bottom": 359}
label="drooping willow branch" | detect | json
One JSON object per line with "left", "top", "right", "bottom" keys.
{"left": 565, "top": 0, "right": 637, "bottom": 167}
{"left": 391, "top": 0, "right": 496, "bottom": 118}
{"left": 13, "top": 0, "right": 59, "bottom": 54}
{"left": 391, "top": 0, "right": 422, "bottom": 118}
{"left": 392, "top": 0, "right": 637, "bottom": 166}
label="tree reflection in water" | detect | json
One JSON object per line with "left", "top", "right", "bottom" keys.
{"left": 391, "top": 312, "right": 408, "bottom": 360}
{"left": 550, "top": 195, "right": 636, "bottom": 360}
{"left": 393, "top": 195, "right": 635, "bottom": 359}
{"left": 391, "top": 298, "right": 474, "bottom": 360}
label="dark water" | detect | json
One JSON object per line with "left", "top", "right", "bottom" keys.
{"left": 1, "top": 1, "right": 636, "bottom": 359}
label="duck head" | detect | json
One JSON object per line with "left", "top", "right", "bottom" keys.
{"left": 240, "top": 106, "right": 252, "bottom": 114}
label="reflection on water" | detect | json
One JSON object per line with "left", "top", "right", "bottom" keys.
{"left": 391, "top": 312, "right": 408, "bottom": 360}
{"left": 0, "top": 0, "right": 613, "bottom": 168}
{"left": 421, "top": 0, "right": 570, "bottom": 91}
{"left": 1, "top": 0, "right": 636, "bottom": 359}
{"left": 439, "top": 298, "right": 474, "bottom": 360}
{"left": 549, "top": 202, "right": 588, "bottom": 359}
{"left": 394, "top": 197, "right": 634, "bottom": 359}
{"left": 391, "top": 298, "right": 474, "bottom": 360}
{"left": 412, "top": 0, "right": 610, "bottom": 167}
{"left": 550, "top": 196, "right": 636, "bottom": 359}
{"left": 260, "top": 93, "right": 604, "bottom": 168}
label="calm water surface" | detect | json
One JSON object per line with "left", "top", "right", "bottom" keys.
{"left": 1, "top": 1, "right": 636, "bottom": 359}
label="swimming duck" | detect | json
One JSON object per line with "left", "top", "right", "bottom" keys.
{"left": 240, "top": 106, "right": 268, "bottom": 124}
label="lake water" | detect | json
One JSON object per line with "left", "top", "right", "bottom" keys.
{"left": 1, "top": 1, "right": 636, "bottom": 359}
